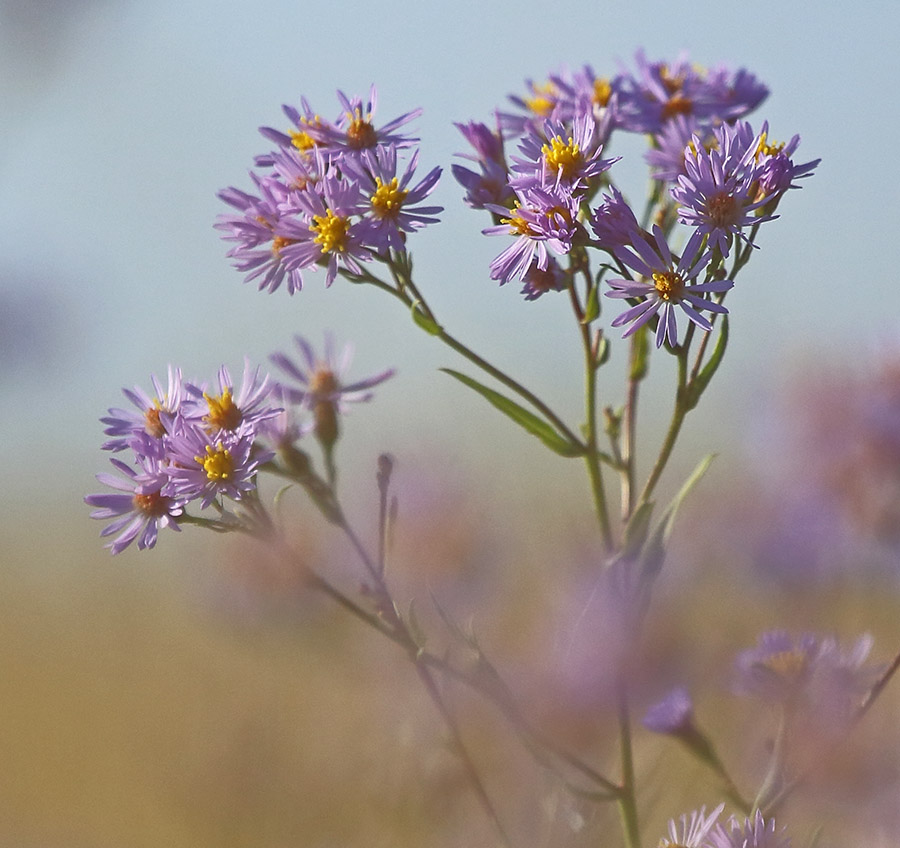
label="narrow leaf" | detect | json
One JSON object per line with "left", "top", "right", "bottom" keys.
{"left": 441, "top": 368, "right": 585, "bottom": 458}
{"left": 686, "top": 315, "right": 728, "bottom": 410}
{"left": 582, "top": 282, "right": 600, "bottom": 324}
{"left": 411, "top": 301, "right": 442, "bottom": 335}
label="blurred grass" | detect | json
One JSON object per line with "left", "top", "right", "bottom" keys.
{"left": 1, "top": 481, "right": 898, "bottom": 847}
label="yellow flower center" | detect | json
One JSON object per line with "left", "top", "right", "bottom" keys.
{"left": 371, "top": 177, "right": 408, "bottom": 219}
{"left": 501, "top": 204, "right": 537, "bottom": 237}
{"left": 144, "top": 404, "right": 166, "bottom": 438}
{"left": 524, "top": 81, "right": 557, "bottom": 116}
{"left": 204, "top": 388, "right": 242, "bottom": 432}
{"left": 309, "top": 366, "right": 339, "bottom": 399}
{"left": 311, "top": 210, "right": 349, "bottom": 254}
{"left": 132, "top": 490, "right": 170, "bottom": 517}
{"left": 756, "top": 132, "right": 785, "bottom": 159}
{"left": 290, "top": 129, "right": 315, "bottom": 151}
{"left": 346, "top": 109, "right": 377, "bottom": 149}
{"left": 652, "top": 271, "right": 685, "bottom": 301}
{"left": 195, "top": 444, "right": 234, "bottom": 481}
{"left": 760, "top": 650, "right": 808, "bottom": 683}
{"left": 593, "top": 78, "right": 612, "bottom": 107}
{"left": 271, "top": 235, "right": 294, "bottom": 256}
{"left": 542, "top": 136, "right": 582, "bottom": 180}
{"left": 662, "top": 93, "right": 693, "bottom": 120}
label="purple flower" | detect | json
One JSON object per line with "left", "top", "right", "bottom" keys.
{"left": 589, "top": 186, "right": 641, "bottom": 249}
{"left": 276, "top": 172, "right": 372, "bottom": 286}
{"left": 270, "top": 334, "right": 395, "bottom": 410}
{"left": 256, "top": 96, "right": 334, "bottom": 165}
{"left": 312, "top": 85, "right": 421, "bottom": 159}
{"left": 673, "top": 121, "right": 776, "bottom": 257}
{"left": 658, "top": 804, "right": 724, "bottom": 847}
{"left": 483, "top": 185, "right": 581, "bottom": 284}
{"left": 499, "top": 74, "right": 576, "bottom": 136}
{"left": 520, "top": 256, "right": 567, "bottom": 301}
{"left": 643, "top": 686, "right": 694, "bottom": 734}
{"left": 752, "top": 123, "right": 820, "bottom": 206}
{"left": 163, "top": 422, "right": 271, "bottom": 510}
{"left": 645, "top": 114, "right": 703, "bottom": 183}
{"left": 734, "top": 630, "right": 821, "bottom": 702}
{"left": 605, "top": 227, "right": 733, "bottom": 347}
{"left": 183, "top": 360, "right": 281, "bottom": 437}
{"left": 511, "top": 113, "right": 618, "bottom": 195}
{"left": 709, "top": 811, "right": 791, "bottom": 848}
{"left": 452, "top": 119, "right": 514, "bottom": 210}
{"left": 101, "top": 366, "right": 186, "bottom": 454}
{"left": 341, "top": 146, "right": 442, "bottom": 253}
{"left": 85, "top": 457, "right": 183, "bottom": 554}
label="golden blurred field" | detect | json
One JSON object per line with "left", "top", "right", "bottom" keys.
{"left": 2, "top": 475, "right": 899, "bottom": 847}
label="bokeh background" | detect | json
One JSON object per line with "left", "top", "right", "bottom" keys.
{"left": 2, "top": 0, "right": 900, "bottom": 845}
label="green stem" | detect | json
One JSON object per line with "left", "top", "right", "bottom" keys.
{"left": 616, "top": 685, "right": 641, "bottom": 848}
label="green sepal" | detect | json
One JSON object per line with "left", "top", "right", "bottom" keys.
{"left": 441, "top": 368, "right": 586, "bottom": 458}
{"left": 411, "top": 301, "right": 442, "bottom": 335}
{"left": 640, "top": 453, "right": 716, "bottom": 579}
{"left": 686, "top": 315, "right": 728, "bottom": 410}
{"left": 595, "top": 332, "right": 611, "bottom": 368}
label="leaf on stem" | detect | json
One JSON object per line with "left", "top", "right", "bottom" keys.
{"left": 411, "top": 301, "right": 443, "bottom": 335}
{"left": 686, "top": 315, "right": 729, "bottom": 410}
{"left": 441, "top": 368, "right": 586, "bottom": 458}
{"left": 582, "top": 282, "right": 601, "bottom": 325}
{"left": 640, "top": 453, "right": 716, "bottom": 579}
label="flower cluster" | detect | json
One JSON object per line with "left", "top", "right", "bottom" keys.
{"left": 454, "top": 50, "right": 817, "bottom": 346}
{"left": 657, "top": 807, "right": 791, "bottom": 848}
{"left": 216, "top": 86, "right": 443, "bottom": 293}
{"left": 86, "top": 339, "right": 393, "bottom": 553}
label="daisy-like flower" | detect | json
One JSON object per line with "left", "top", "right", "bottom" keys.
{"left": 643, "top": 686, "right": 695, "bottom": 735}
{"left": 276, "top": 172, "right": 372, "bottom": 286}
{"left": 256, "top": 97, "right": 333, "bottom": 164}
{"left": 183, "top": 360, "right": 281, "bottom": 437}
{"left": 341, "top": 146, "right": 443, "bottom": 253}
{"left": 520, "top": 255, "right": 567, "bottom": 301}
{"left": 498, "top": 73, "right": 576, "bottom": 136}
{"left": 589, "top": 185, "right": 641, "bottom": 249}
{"left": 672, "top": 122, "right": 777, "bottom": 257}
{"left": 85, "top": 456, "right": 183, "bottom": 554}
{"left": 709, "top": 811, "right": 791, "bottom": 848}
{"left": 658, "top": 804, "right": 725, "bottom": 847}
{"left": 750, "top": 123, "right": 820, "bottom": 207}
{"left": 101, "top": 366, "right": 186, "bottom": 454}
{"left": 270, "top": 334, "right": 395, "bottom": 449}
{"left": 511, "top": 113, "right": 618, "bottom": 195}
{"left": 452, "top": 120, "right": 514, "bottom": 210}
{"left": 215, "top": 173, "right": 306, "bottom": 294}
{"left": 645, "top": 114, "right": 704, "bottom": 183}
{"left": 164, "top": 422, "right": 271, "bottom": 510}
{"left": 313, "top": 85, "right": 421, "bottom": 158}
{"left": 605, "top": 227, "right": 733, "bottom": 347}
{"left": 483, "top": 184, "right": 581, "bottom": 284}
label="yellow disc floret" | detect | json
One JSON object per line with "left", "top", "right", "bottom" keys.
{"left": 195, "top": 444, "right": 234, "bottom": 482}
{"left": 652, "top": 270, "right": 685, "bottom": 302}
{"left": 346, "top": 109, "right": 377, "bottom": 149}
{"left": 132, "top": 490, "right": 170, "bottom": 517}
{"left": 311, "top": 209, "right": 349, "bottom": 254}
{"left": 759, "top": 650, "right": 808, "bottom": 684}
{"left": 593, "top": 78, "right": 612, "bottom": 108}
{"left": 542, "top": 136, "right": 582, "bottom": 180}
{"left": 204, "top": 388, "right": 242, "bottom": 432}
{"left": 144, "top": 403, "right": 166, "bottom": 439}
{"left": 371, "top": 177, "right": 408, "bottom": 219}
{"left": 524, "top": 81, "right": 557, "bottom": 117}
{"left": 756, "top": 131, "right": 785, "bottom": 159}
{"left": 501, "top": 204, "right": 537, "bottom": 237}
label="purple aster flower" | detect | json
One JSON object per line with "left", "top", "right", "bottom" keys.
{"left": 256, "top": 96, "right": 334, "bottom": 165}
{"left": 734, "top": 630, "right": 821, "bottom": 703}
{"left": 520, "top": 256, "right": 567, "bottom": 301}
{"left": 183, "top": 360, "right": 281, "bottom": 437}
{"left": 340, "top": 146, "right": 442, "bottom": 253}
{"left": 215, "top": 173, "right": 305, "bottom": 294}
{"left": 85, "top": 456, "right": 183, "bottom": 554}
{"left": 101, "top": 366, "right": 186, "bottom": 454}
{"left": 164, "top": 422, "right": 271, "bottom": 510}
{"left": 589, "top": 185, "right": 642, "bottom": 249}
{"left": 672, "top": 121, "right": 777, "bottom": 256}
{"left": 276, "top": 172, "right": 372, "bottom": 286}
{"left": 270, "top": 334, "right": 395, "bottom": 449}
{"left": 751, "top": 123, "right": 820, "bottom": 207}
{"left": 511, "top": 113, "right": 619, "bottom": 195}
{"left": 709, "top": 811, "right": 791, "bottom": 848}
{"left": 452, "top": 119, "right": 514, "bottom": 210}
{"left": 569, "top": 65, "right": 623, "bottom": 129}
{"left": 498, "top": 74, "right": 577, "bottom": 136}
{"left": 312, "top": 85, "right": 421, "bottom": 159}
{"left": 605, "top": 227, "right": 733, "bottom": 347}
{"left": 643, "top": 686, "right": 695, "bottom": 734}
{"left": 645, "top": 114, "right": 704, "bottom": 183}
{"left": 483, "top": 185, "right": 581, "bottom": 284}
{"left": 658, "top": 804, "right": 724, "bottom": 848}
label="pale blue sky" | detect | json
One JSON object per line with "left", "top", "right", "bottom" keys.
{"left": 2, "top": 0, "right": 899, "bottom": 526}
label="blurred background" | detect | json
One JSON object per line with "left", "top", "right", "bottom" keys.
{"left": 2, "top": 0, "right": 899, "bottom": 845}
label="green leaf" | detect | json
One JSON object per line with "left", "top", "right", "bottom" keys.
{"left": 441, "top": 368, "right": 586, "bottom": 458}
{"left": 582, "top": 282, "right": 600, "bottom": 324}
{"left": 411, "top": 301, "right": 442, "bottom": 335}
{"left": 640, "top": 453, "right": 716, "bottom": 579}
{"left": 686, "top": 315, "right": 728, "bottom": 410}
{"left": 629, "top": 323, "right": 650, "bottom": 382}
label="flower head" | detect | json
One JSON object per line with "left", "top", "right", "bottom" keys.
{"left": 643, "top": 686, "right": 695, "bottom": 735}
{"left": 709, "top": 811, "right": 791, "bottom": 848}
{"left": 658, "top": 804, "right": 724, "bottom": 848}
{"left": 605, "top": 227, "right": 733, "bottom": 347}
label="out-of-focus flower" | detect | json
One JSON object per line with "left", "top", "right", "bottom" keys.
{"left": 709, "top": 811, "right": 791, "bottom": 848}
{"left": 605, "top": 227, "right": 732, "bottom": 347}
{"left": 643, "top": 685, "right": 694, "bottom": 734}
{"left": 520, "top": 256, "right": 567, "bottom": 301}
{"left": 85, "top": 456, "right": 183, "bottom": 554}
{"left": 589, "top": 185, "right": 641, "bottom": 249}
{"left": 452, "top": 119, "right": 514, "bottom": 210}
{"left": 658, "top": 804, "right": 724, "bottom": 847}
